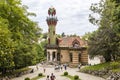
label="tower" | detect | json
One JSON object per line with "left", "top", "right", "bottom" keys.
{"left": 46, "top": 7, "right": 58, "bottom": 45}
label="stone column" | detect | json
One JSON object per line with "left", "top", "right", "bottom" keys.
{"left": 50, "top": 52, "right": 53, "bottom": 61}
{"left": 47, "top": 52, "right": 49, "bottom": 61}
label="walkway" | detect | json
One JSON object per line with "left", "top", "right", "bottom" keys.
{"left": 12, "top": 65, "right": 105, "bottom": 80}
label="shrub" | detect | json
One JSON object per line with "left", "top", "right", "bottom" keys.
{"left": 74, "top": 75, "right": 79, "bottom": 80}
{"left": 64, "top": 72, "right": 68, "bottom": 76}
{"left": 24, "top": 77, "right": 30, "bottom": 80}
{"left": 38, "top": 73, "right": 43, "bottom": 76}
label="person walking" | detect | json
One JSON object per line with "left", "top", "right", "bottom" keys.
{"left": 60, "top": 65, "right": 63, "bottom": 71}
{"left": 78, "top": 63, "right": 81, "bottom": 70}
{"left": 43, "top": 68, "right": 46, "bottom": 73}
{"left": 50, "top": 73, "right": 56, "bottom": 80}
{"left": 46, "top": 75, "right": 50, "bottom": 80}
{"left": 64, "top": 64, "right": 67, "bottom": 70}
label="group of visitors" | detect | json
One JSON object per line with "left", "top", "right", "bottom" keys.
{"left": 46, "top": 73, "right": 56, "bottom": 80}
{"left": 54, "top": 63, "right": 68, "bottom": 71}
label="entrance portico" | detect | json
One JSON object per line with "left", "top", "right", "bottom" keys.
{"left": 47, "top": 49, "right": 58, "bottom": 62}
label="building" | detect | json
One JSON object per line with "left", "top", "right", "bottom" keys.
{"left": 46, "top": 7, "right": 88, "bottom": 66}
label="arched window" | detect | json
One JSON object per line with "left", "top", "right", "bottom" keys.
{"left": 72, "top": 39, "right": 80, "bottom": 48}
{"left": 69, "top": 53, "right": 73, "bottom": 62}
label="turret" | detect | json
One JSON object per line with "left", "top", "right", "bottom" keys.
{"left": 46, "top": 7, "right": 58, "bottom": 45}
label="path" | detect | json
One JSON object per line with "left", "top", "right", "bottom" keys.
{"left": 12, "top": 65, "right": 105, "bottom": 80}
{"left": 67, "top": 68, "right": 105, "bottom": 80}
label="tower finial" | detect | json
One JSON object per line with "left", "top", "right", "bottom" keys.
{"left": 48, "top": 6, "right": 56, "bottom": 16}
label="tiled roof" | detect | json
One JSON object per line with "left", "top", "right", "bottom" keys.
{"left": 58, "top": 36, "right": 87, "bottom": 47}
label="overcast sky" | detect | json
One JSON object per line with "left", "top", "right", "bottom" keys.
{"left": 21, "top": 0, "right": 100, "bottom": 36}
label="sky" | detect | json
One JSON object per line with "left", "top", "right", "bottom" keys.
{"left": 21, "top": 0, "right": 100, "bottom": 36}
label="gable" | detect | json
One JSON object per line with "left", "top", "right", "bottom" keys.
{"left": 58, "top": 36, "right": 86, "bottom": 47}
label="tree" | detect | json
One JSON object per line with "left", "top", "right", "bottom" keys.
{"left": 82, "top": 32, "right": 92, "bottom": 40}
{"left": 0, "top": 0, "right": 43, "bottom": 70}
{"left": 61, "top": 32, "right": 65, "bottom": 37}
{"left": 88, "top": 0, "right": 120, "bottom": 62}
{"left": 0, "top": 17, "right": 15, "bottom": 74}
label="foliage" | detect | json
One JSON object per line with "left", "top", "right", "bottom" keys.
{"left": 62, "top": 74, "right": 81, "bottom": 80}
{"left": 64, "top": 71, "right": 68, "bottom": 76}
{"left": 0, "top": 17, "right": 15, "bottom": 74}
{"left": 24, "top": 77, "right": 30, "bottom": 80}
{"left": 38, "top": 73, "right": 43, "bottom": 76}
{"left": 88, "top": 0, "right": 120, "bottom": 62}
{"left": 0, "top": 67, "right": 31, "bottom": 77}
{"left": 112, "top": 68, "right": 120, "bottom": 72}
{"left": 82, "top": 32, "right": 93, "bottom": 41}
{"left": 74, "top": 75, "right": 79, "bottom": 80}
{"left": 61, "top": 32, "right": 65, "bottom": 37}
{"left": 80, "top": 61, "right": 120, "bottom": 71}
{"left": 0, "top": 0, "right": 44, "bottom": 75}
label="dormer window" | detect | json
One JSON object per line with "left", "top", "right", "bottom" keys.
{"left": 72, "top": 39, "right": 80, "bottom": 48}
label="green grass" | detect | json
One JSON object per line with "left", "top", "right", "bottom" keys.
{"left": 80, "top": 61, "right": 120, "bottom": 72}
{"left": 112, "top": 68, "right": 120, "bottom": 72}
{"left": 81, "top": 63, "right": 110, "bottom": 71}
{"left": 62, "top": 75, "right": 81, "bottom": 80}
{"left": 31, "top": 75, "right": 45, "bottom": 80}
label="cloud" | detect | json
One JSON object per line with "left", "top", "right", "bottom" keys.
{"left": 21, "top": 0, "right": 100, "bottom": 36}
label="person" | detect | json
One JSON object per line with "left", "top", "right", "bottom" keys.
{"left": 78, "top": 63, "right": 81, "bottom": 70}
{"left": 64, "top": 64, "right": 67, "bottom": 70}
{"left": 46, "top": 75, "right": 50, "bottom": 80}
{"left": 30, "top": 69, "right": 34, "bottom": 73}
{"left": 60, "top": 65, "right": 63, "bottom": 71}
{"left": 43, "top": 68, "right": 46, "bottom": 73}
{"left": 50, "top": 73, "right": 56, "bottom": 80}
{"left": 36, "top": 65, "right": 39, "bottom": 70}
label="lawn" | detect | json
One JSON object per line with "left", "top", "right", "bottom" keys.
{"left": 80, "top": 61, "right": 120, "bottom": 72}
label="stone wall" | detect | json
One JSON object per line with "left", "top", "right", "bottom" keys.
{"left": 81, "top": 50, "right": 88, "bottom": 64}
{"left": 61, "top": 50, "right": 70, "bottom": 63}
{"left": 0, "top": 69, "right": 32, "bottom": 80}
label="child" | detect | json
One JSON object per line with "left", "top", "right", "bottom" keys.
{"left": 46, "top": 75, "right": 49, "bottom": 80}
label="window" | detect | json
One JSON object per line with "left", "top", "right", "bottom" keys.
{"left": 53, "top": 31, "right": 55, "bottom": 35}
{"left": 72, "top": 39, "right": 80, "bottom": 48}
{"left": 70, "top": 53, "right": 73, "bottom": 62}
{"left": 78, "top": 53, "right": 81, "bottom": 62}
{"left": 48, "top": 38, "right": 50, "bottom": 44}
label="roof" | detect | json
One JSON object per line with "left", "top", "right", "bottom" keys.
{"left": 58, "top": 36, "right": 87, "bottom": 47}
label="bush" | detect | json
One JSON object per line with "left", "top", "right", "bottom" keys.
{"left": 38, "top": 73, "right": 43, "bottom": 76}
{"left": 64, "top": 72, "right": 68, "bottom": 76}
{"left": 74, "top": 75, "right": 79, "bottom": 80}
{"left": 24, "top": 77, "right": 30, "bottom": 80}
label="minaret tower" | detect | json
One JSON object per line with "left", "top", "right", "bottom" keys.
{"left": 46, "top": 7, "right": 58, "bottom": 45}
